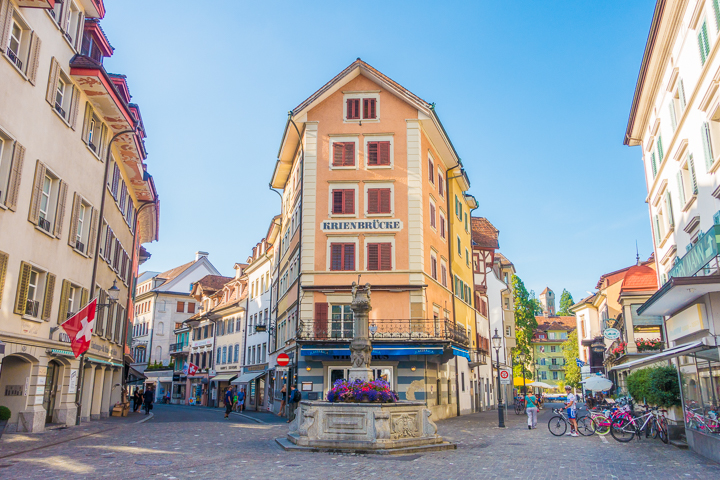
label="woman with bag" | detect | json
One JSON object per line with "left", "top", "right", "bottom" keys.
{"left": 525, "top": 390, "right": 539, "bottom": 429}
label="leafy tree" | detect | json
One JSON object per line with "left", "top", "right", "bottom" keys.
{"left": 561, "top": 330, "right": 581, "bottom": 388}
{"left": 511, "top": 275, "right": 539, "bottom": 379}
{"left": 528, "top": 290, "right": 543, "bottom": 315}
{"left": 557, "top": 289, "right": 575, "bottom": 316}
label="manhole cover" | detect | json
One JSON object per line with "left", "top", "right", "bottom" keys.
{"left": 135, "top": 460, "right": 173, "bottom": 466}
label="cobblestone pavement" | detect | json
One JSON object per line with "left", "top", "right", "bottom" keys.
{"left": 0, "top": 403, "right": 718, "bottom": 479}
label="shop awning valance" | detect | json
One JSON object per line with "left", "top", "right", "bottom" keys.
{"left": 609, "top": 341, "right": 706, "bottom": 371}
{"left": 231, "top": 371, "right": 265, "bottom": 385}
{"left": 210, "top": 374, "right": 238, "bottom": 382}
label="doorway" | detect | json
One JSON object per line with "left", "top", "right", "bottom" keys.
{"left": 43, "top": 361, "right": 60, "bottom": 424}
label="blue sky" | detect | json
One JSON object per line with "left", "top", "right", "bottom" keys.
{"left": 102, "top": 0, "right": 656, "bottom": 303}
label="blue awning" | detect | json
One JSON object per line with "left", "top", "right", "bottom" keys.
{"left": 452, "top": 346, "right": 470, "bottom": 360}
{"left": 301, "top": 345, "right": 444, "bottom": 357}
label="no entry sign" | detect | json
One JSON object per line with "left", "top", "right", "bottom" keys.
{"left": 277, "top": 353, "right": 290, "bottom": 367}
{"left": 499, "top": 370, "right": 510, "bottom": 380}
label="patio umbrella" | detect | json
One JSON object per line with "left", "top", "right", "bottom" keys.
{"left": 581, "top": 376, "right": 613, "bottom": 392}
{"left": 528, "top": 381, "right": 555, "bottom": 389}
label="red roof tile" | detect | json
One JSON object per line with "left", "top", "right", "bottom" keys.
{"left": 471, "top": 217, "right": 499, "bottom": 249}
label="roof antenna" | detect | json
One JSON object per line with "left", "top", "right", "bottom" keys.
{"left": 636, "top": 240, "right": 640, "bottom": 265}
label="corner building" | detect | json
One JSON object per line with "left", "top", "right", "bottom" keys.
{"left": 270, "top": 60, "right": 476, "bottom": 419}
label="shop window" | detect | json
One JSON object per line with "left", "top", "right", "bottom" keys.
{"left": 330, "top": 305, "right": 353, "bottom": 339}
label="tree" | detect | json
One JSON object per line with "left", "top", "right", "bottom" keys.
{"left": 511, "top": 275, "right": 539, "bottom": 379}
{"left": 557, "top": 289, "right": 575, "bottom": 316}
{"left": 528, "top": 290, "right": 543, "bottom": 315}
{"left": 561, "top": 330, "right": 581, "bottom": 388}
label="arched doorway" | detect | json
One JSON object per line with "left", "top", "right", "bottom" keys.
{"left": 42, "top": 361, "right": 61, "bottom": 424}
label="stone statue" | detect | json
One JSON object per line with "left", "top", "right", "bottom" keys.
{"left": 348, "top": 282, "right": 373, "bottom": 383}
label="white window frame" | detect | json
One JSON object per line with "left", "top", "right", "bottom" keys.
{"left": 364, "top": 235, "right": 396, "bottom": 271}
{"left": 5, "top": 11, "right": 31, "bottom": 75}
{"left": 363, "top": 134, "right": 394, "bottom": 169}
{"left": 326, "top": 236, "right": 359, "bottom": 272}
{"left": 342, "top": 91, "right": 380, "bottom": 123}
{"left": 363, "top": 182, "right": 394, "bottom": 217}
{"left": 328, "top": 136, "right": 360, "bottom": 170}
{"left": 38, "top": 171, "right": 59, "bottom": 232}
{"left": 328, "top": 182, "right": 359, "bottom": 218}
{"left": 328, "top": 304, "right": 354, "bottom": 339}
{"left": 24, "top": 265, "right": 47, "bottom": 320}
{"left": 0, "top": 127, "right": 16, "bottom": 207}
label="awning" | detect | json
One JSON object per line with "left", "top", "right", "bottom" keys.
{"left": 49, "top": 349, "right": 74, "bottom": 357}
{"left": 86, "top": 356, "right": 123, "bottom": 368}
{"left": 210, "top": 374, "right": 238, "bottom": 382}
{"left": 300, "top": 345, "right": 444, "bottom": 357}
{"left": 452, "top": 346, "right": 470, "bottom": 360}
{"left": 156, "top": 377, "right": 173, "bottom": 382}
{"left": 231, "top": 371, "right": 265, "bottom": 385}
{"left": 609, "top": 341, "right": 706, "bottom": 371}
{"left": 637, "top": 276, "right": 720, "bottom": 316}
{"left": 127, "top": 366, "right": 146, "bottom": 380}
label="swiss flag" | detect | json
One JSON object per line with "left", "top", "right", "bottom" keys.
{"left": 187, "top": 362, "right": 199, "bottom": 376}
{"left": 60, "top": 298, "right": 98, "bottom": 358}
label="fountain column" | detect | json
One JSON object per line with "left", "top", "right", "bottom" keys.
{"left": 348, "top": 282, "right": 373, "bottom": 383}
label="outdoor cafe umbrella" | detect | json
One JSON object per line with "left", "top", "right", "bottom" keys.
{"left": 581, "top": 375, "right": 613, "bottom": 392}
{"left": 528, "top": 381, "right": 555, "bottom": 389}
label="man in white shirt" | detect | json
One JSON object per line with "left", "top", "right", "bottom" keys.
{"left": 564, "top": 385, "right": 578, "bottom": 436}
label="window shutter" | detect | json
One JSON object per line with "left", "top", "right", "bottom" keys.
{"left": 430, "top": 202, "right": 436, "bottom": 227}
{"left": 96, "top": 289, "right": 106, "bottom": 335}
{"left": 367, "top": 243, "right": 379, "bottom": 270}
{"left": 651, "top": 152, "right": 657, "bottom": 178}
{"left": 343, "top": 189, "right": 354, "bottom": 214}
{"left": 46, "top": 57, "right": 61, "bottom": 106}
{"left": 332, "top": 190, "right": 343, "bottom": 214}
{"left": 653, "top": 215, "right": 661, "bottom": 245}
{"left": 363, "top": 98, "right": 376, "bottom": 119}
{"left": 379, "top": 188, "right": 391, "bottom": 213}
{"left": 68, "top": 86, "right": 79, "bottom": 130}
{"left": 343, "top": 243, "right": 355, "bottom": 270}
{"left": 431, "top": 256, "right": 437, "bottom": 279}
{"left": 438, "top": 173, "right": 444, "bottom": 196}
{"left": 81, "top": 103, "right": 93, "bottom": 143}
{"left": 74, "top": 11, "right": 85, "bottom": 51}
{"left": 440, "top": 216, "right": 445, "bottom": 238}
{"left": 367, "top": 142, "right": 378, "bottom": 165}
{"left": 689, "top": 155, "right": 698, "bottom": 194}
{"left": 703, "top": 22, "right": 711, "bottom": 55}
{"left": 657, "top": 136, "right": 664, "bottom": 162}
{"left": 331, "top": 243, "right": 342, "bottom": 270}
{"left": 333, "top": 142, "right": 344, "bottom": 166}
{"left": 106, "top": 302, "right": 115, "bottom": 340}
{"left": 343, "top": 142, "right": 354, "bottom": 166}
{"left": 68, "top": 193, "right": 80, "bottom": 247}
{"left": 28, "top": 160, "right": 46, "bottom": 225}
{"left": 669, "top": 103, "right": 677, "bottom": 131}
{"left": 0, "top": 2, "right": 14, "bottom": 51}
{"left": 702, "top": 122, "right": 714, "bottom": 171}
{"left": 347, "top": 98, "right": 360, "bottom": 119}
{"left": 81, "top": 287, "right": 88, "bottom": 309}
{"left": 0, "top": 250, "right": 8, "bottom": 305}
{"left": 14, "top": 261, "right": 31, "bottom": 314}
{"left": 111, "top": 162, "right": 120, "bottom": 197}
{"left": 679, "top": 79, "right": 687, "bottom": 110}
{"left": 41, "top": 272, "right": 56, "bottom": 320}
{"left": 5, "top": 142, "right": 24, "bottom": 211}
{"left": 54, "top": 180, "right": 68, "bottom": 238}
{"left": 115, "top": 305, "right": 124, "bottom": 343}
{"left": 57, "top": 279, "right": 70, "bottom": 322}
{"left": 27, "top": 32, "right": 41, "bottom": 85}
{"left": 87, "top": 208, "right": 99, "bottom": 257}
{"left": 677, "top": 172, "right": 686, "bottom": 207}
{"left": 314, "top": 302, "right": 328, "bottom": 338}
{"left": 666, "top": 193, "right": 674, "bottom": 228}
{"left": 367, "top": 188, "right": 379, "bottom": 214}
{"left": 379, "top": 243, "right": 391, "bottom": 270}
{"left": 377, "top": 141, "right": 390, "bottom": 165}
{"left": 428, "top": 158, "right": 434, "bottom": 183}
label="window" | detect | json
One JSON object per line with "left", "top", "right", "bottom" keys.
{"left": 429, "top": 199, "right": 436, "bottom": 229}
{"left": 363, "top": 98, "right": 376, "bottom": 119}
{"left": 439, "top": 211, "right": 446, "bottom": 239}
{"left": 464, "top": 212, "right": 469, "bottom": 232}
{"left": 455, "top": 195, "right": 462, "bottom": 220}
{"left": 14, "top": 262, "right": 55, "bottom": 321}
{"left": 30, "top": 161, "right": 66, "bottom": 237}
{"left": 367, "top": 243, "right": 392, "bottom": 271}
{"left": 344, "top": 94, "right": 378, "bottom": 121}
{"left": 440, "top": 260, "right": 448, "bottom": 287}
{"left": 431, "top": 252, "right": 438, "bottom": 280}
{"left": 64, "top": 1, "right": 83, "bottom": 49}
{"left": 438, "top": 170, "right": 444, "bottom": 197}
{"left": 176, "top": 301, "right": 185, "bottom": 313}
{"left": 505, "top": 325, "right": 511, "bottom": 337}
{"left": 3, "top": 8, "right": 40, "bottom": 81}
{"left": 699, "top": 20, "right": 711, "bottom": 65}
{"left": 346, "top": 98, "right": 360, "bottom": 119}
{"left": 366, "top": 141, "right": 390, "bottom": 166}
{"left": 702, "top": 121, "right": 717, "bottom": 171}
{"left": 69, "top": 194, "right": 95, "bottom": 255}
{"left": 330, "top": 243, "right": 355, "bottom": 271}
{"left": 331, "top": 305, "right": 353, "bottom": 338}
{"left": 428, "top": 155, "right": 434, "bottom": 184}
{"left": 457, "top": 236, "right": 462, "bottom": 257}
{"left": 332, "top": 142, "right": 355, "bottom": 167}
{"left": 331, "top": 189, "right": 355, "bottom": 214}
{"left": 83, "top": 106, "right": 108, "bottom": 157}
{"left": 550, "top": 345, "right": 556, "bottom": 352}
{"left": 367, "top": 188, "right": 391, "bottom": 214}
{"left": 465, "top": 248, "right": 470, "bottom": 267}
{"left": 677, "top": 155, "right": 698, "bottom": 208}
{"left": 541, "top": 371, "right": 547, "bottom": 380}
{"left": 187, "top": 303, "right": 195, "bottom": 314}
{"left": 553, "top": 371, "right": 559, "bottom": 380}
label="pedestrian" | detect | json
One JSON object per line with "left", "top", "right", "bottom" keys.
{"left": 525, "top": 390, "right": 539, "bottom": 429}
{"left": 133, "top": 388, "right": 142, "bottom": 412}
{"left": 287, "top": 384, "right": 300, "bottom": 423}
{"left": 233, "top": 390, "right": 239, "bottom": 412}
{"left": 279, "top": 383, "right": 287, "bottom": 417}
{"left": 224, "top": 386, "right": 233, "bottom": 419}
{"left": 143, "top": 386, "right": 154, "bottom": 415}
{"left": 564, "top": 385, "right": 578, "bottom": 437}
{"left": 237, "top": 388, "right": 245, "bottom": 412}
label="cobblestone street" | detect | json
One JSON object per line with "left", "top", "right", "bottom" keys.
{"left": 0, "top": 403, "right": 717, "bottom": 479}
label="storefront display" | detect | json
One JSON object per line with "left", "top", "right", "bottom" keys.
{"left": 678, "top": 350, "right": 720, "bottom": 436}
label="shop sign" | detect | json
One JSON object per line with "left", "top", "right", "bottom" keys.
{"left": 68, "top": 370, "right": 77, "bottom": 391}
{"left": 666, "top": 304, "right": 708, "bottom": 342}
{"left": 192, "top": 338, "right": 214, "bottom": 348}
{"left": 603, "top": 328, "right": 621, "bottom": 340}
{"left": 669, "top": 225, "right": 720, "bottom": 278}
{"left": 321, "top": 219, "right": 403, "bottom": 233}
{"left": 255, "top": 324, "right": 267, "bottom": 332}
{"left": 245, "top": 364, "right": 267, "bottom": 373}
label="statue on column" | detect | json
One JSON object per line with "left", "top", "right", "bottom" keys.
{"left": 348, "top": 282, "right": 373, "bottom": 382}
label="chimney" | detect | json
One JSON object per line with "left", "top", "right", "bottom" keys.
{"left": 195, "top": 251, "right": 209, "bottom": 261}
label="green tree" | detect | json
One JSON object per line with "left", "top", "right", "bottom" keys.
{"left": 528, "top": 290, "right": 543, "bottom": 315}
{"left": 557, "top": 289, "right": 575, "bottom": 316}
{"left": 561, "top": 330, "right": 581, "bottom": 388}
{"left": 512, "top": 275, "right": 539, "bottom": 379}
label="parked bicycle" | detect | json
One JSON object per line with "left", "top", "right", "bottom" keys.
{"left": 548, "top": 408, "right": 594, "bottom": 436}
{"left": 684, "top": 404, "right": 720, "bottom": 434}
{"left": 514, "top": 396, "right": 526, "bottom": 415}
{"left": 610, "top": 404, "right": 668, "bottom": 444}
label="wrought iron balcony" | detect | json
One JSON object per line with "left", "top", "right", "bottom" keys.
{"left": 25, "top": 300, "right": 39, "bottom": 317}
{"left": 38, "top": 216, "right": 51, "bottom": 232}
{"left": 75, "top": 240, "right": 85, "bottom": 254}
{"left": 298, "top": 319, "right": 469, "bottom": 346}
{"left": 169, "top": 342, "right": 189, "bottom": 353}
{"left": 6, "top": 48, "right": 22, "bottom": 70}
{"left": 548, "top": 364, "right": 565, "bottom": 371}
{"left": 54, "top": 102, "right": 66, "bottom": 118}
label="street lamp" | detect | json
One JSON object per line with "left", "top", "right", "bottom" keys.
{"left": 492, "top": 328, "right": 505, "bottom": 428}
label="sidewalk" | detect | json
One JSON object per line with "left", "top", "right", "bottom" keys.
{"left": 0, "top": 410, "right": 150, "bottom": 459}
{"left": 231, "top": 409, "right": 288, "bottom": 424}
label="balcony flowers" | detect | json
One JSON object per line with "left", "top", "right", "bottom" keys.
{"left": 611, "top": 342, "right": 627, "bottom": 358}
{"left": 636, "top": 338, "right": 664, "bottom": 353}
{"left": 326, "top": 378, "right": 400, "bottom": 403}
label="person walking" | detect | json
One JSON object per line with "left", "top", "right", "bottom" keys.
{"left": 143, "top": 386, "right": 154, "bottom": 415}
{"left": 237, "top": 388, "right": 245, "bottom": 412}
{"left": 133, "top": 389, "right": 142, "bottom": 412}
{"left": 224, "top": 387, "right": 233, "bottom": 419}
{"left": 564, "top": 385, "right": 578, "bottom": 436}
{"left": 525, "top": 390, "right": 539, "bottom": 429}
{"left": 279, "top": 383, "right": 287, "bottom": 417}
{"left": 287, "top": 384, "right": 300, "bottom": 423}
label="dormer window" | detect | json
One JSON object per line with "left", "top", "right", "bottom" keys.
{"left": 344, "top": 92, "right": 380, "bottom": 122}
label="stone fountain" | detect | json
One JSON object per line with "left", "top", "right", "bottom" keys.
{"left": 277, "top": 283, "right": 455, "bottom": 454}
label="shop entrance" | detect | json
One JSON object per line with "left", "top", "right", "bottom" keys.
{"left": 43, "top": 361, "right": 60, "bottom": 424}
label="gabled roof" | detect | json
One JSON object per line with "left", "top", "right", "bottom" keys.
{"left": 471, "top": 217, "right": 499, "bottom": 249}
{"left": 156, "top": 260, "right": 195, "bottom": 287}
{"left": 540, "top": 287, "right": 552, "bottom": 295}
{"left": 534, "top": 316, "right": 577, "bottom": 334}
{"left": 620, "top": 265, "right": 658, "bottom": 293}
{"left": 195, "top": 275, "right": 233, "bottom": 293}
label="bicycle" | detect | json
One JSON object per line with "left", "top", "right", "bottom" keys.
{"left": 610, "top": 405, "right": 668, "bottom": 443}
{"left": 685, "top": 405, "right": 720, "bottom": 434}
{"left": 548, "top": 408, "right": 594, "bottom": 436}
{"left": 514, "top": 397, "right": 526, "bottom": 415}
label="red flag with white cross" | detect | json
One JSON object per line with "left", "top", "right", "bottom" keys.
{"left": 60, "top": 298, "right": 98, "bottom": 358}
{"left": 187, "top": 362, "right": 199, "bottom": 376}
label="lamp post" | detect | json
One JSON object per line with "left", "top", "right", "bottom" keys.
{"left": 492, "top": 328, "right": 505, "bottom": 428}
{"left": 517, "top": 351, "right": 527, "bottom": 396}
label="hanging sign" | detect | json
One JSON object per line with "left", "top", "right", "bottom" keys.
{"left": 603, "top": 328, "right": 621, "bottom": 340}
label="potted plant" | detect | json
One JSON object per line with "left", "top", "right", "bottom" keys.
{"left": 0, "top": 406, "right": 11, "bottom": 438}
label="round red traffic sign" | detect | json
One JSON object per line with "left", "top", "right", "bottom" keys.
{"left": 500, "top": 370, "right": 510, "bottom": 380}
{"left": 277, "top": 353, "right": 290, "bottom": 367}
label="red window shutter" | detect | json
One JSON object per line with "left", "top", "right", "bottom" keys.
{"left": 332, "top": 190, "right": 344, "bottom": 214}
{"left": 331, "top": 243, "right": 343, "bottom": 270}
{"left": 368, "top": 142, "right": 378, "bottom": 165}
{"left": 430, "top": 202, "right": 436, "bottom": 228}
{"left": 367, "top": 189, "right": 379, "bottom": 214}
{"left": 343, "top": 244, "right": 355, "bottom": 270}
{"left": 438, "top": 173, "right": 444, "bottom": 196}
{"left": 440, "top": 216, "right": 446, "bottom": 238}
{"left": 333, "top": 143, "right": 344, "bottom": 166}
{"left": 379, "top": 189, "right": 391, "bottom": 213}
{"left": 363, "top": 98, "right": 376, "bottom": 119}
{"left": 343, "top": 189, "right": 354, "bottom": 214}
{"left": 343, "top": 143, "right": 355, "bottom": 166}
{"left": 378, "top": 141, "right": 390, "bottom": 165}
{"left": 347, "top": 99, "right": 360, "bottom": 119}
{"left": 380, "top": 243, "right": 392, "bottom": 270}
{"left": 431, "top": 257, "right": 437, "bottom": 279}
{"left": 428, "top": 159, "right": 434, "bottom": 184}
{"left": 367, "top": 243, "right": 379, "bottom": 271}
{"left": 314, "top": 302, "right": 328, "bottom": 338}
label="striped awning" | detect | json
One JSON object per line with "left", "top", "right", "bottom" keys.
{"left": 50, "top": 349, "right": 74, "bottom": 357}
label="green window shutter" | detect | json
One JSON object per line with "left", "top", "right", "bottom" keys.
{"left": 651, "top": 152, "right": 657, "bottom": 177}
{"left": 689, "top": 154, "right": 699, "bottom": 194}
{"left": 679, "top": 79, "right": 687, "bottom": 110}
{"left": 666, "top": 192, "right": 674, "bottom": 228}
{"left": 14, "top": 261, "right": 31, "bottom": 315}
{"left": 714, "top": 0, "right": 720, "bottom": 31}
{"left": 654, "top": 215, "right": 661, "bottom": 245}
{"left": 703, "top": 21, "right": 711, "bottom": 55}
{"left": 669, "top": 103, "right": 677, "bottom": 131}
{"left": 702, "top": 122, "right": 715, "bottom": 171}
{"left": 57, "top": 279, "right": 70, "bottom": 323}
{"left": 677, "top": 172, "right": 686, "bottom": 207}
{"left": 0, "top": 250, "right": 8, "bottom": 306}
{"left": 657, "top": 135, "right": 664, "bottom": 162}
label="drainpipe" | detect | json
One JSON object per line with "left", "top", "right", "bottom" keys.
{"left": 445, "top": 164, "right": 462, "bottom": 417}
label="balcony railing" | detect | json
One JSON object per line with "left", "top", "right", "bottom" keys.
{"left": 548, "top": 364, "right": 565, "bottom": 371}
{"left": 6, "top": 48, "right": 22, "bottom": 70}
{"left": 38, "top": 216, "right": 51, "bottom": 232}
{"left": 169, "top": 343, "right": 189, "bottom": 353}
{"left": 75, "top": 240, "right": 85, "bottom": 254}
{"left": 298, "top": 319, "right": 469, "bottom": 346}
{"left": 25, "top": 300, "right": 39, "bottom": 317}
{"left": 54, "top": 102, "right": 66, "bottom": 118}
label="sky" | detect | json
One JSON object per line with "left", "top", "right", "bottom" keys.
{"left": 101, "top": 0, "right": 657, "bottom": 304}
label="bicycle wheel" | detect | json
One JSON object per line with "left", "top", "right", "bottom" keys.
{"left": 657, "top": 418, "right": 669, "bottom": 444}
{"left": 577, "top": 416, "right": 595, "bottom": 436}
{"left": 610, "top": 418, "right": 635, "bottom": 443}
{"left": 593, "top": 414, "right": 611, "bottom": 436}
{"left": 548, "top": 415, "right": 568, "bottom": 436}
{"left": 649, "top": 418, "right": 658, "bottom": 439}
{"left": 515, "top": 402, "right": 523, "bottom": 415}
